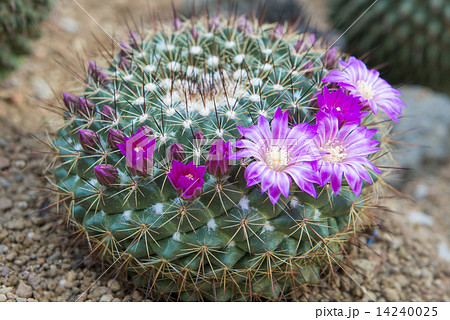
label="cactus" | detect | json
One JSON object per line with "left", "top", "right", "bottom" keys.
{"left": 329, "top": 0, "right": 450, "bottom": 93}
{"left": 48, "top": 14, "right": 402, "bottom": 301}
{"left": 0, "top": 0, "right": 53, "bottom": 79}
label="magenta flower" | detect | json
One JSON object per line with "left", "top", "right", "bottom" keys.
{"left": 117, "top": 128, "right": 156, "bottom": 176}
{"left": 169, "top": 143, "right": 186, "bottom": 162}
{"left": 101, "top": 105, "right": 116, "bottom": 122}
{"left": 317, "top": 87, "right": 368, "bottom": 126}
{"left": 88, "top": 61, "right": 109, "bottom": 86}
{"left": 232, "top": 108, "right": 320, "bottom": 205}
{"left": 314, "top": 112, "right": 381, "bottom": 197}
{"left": 94, "top": 164, "right": 119, "bottom": 186}
{"left": 167, "top": 160, "right": 206, "bottom": 200}
{"left": 78, "top": 129, "right": 101, "bottom": 151}
{"left": 322, "top": 57, "right": 405, "bottom": 122}
{"left": 205, "top": 140, "right": 233, "bottom": 178}
{"left": 107, "top": 128, "right": 125, "bottom": 150}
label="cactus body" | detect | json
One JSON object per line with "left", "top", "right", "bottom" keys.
{"left": 330, "top": 0, "right": 450, "bottom": 93}
{"left": 50, "top": 16, "right": 394, "bottom": 301}
{"left": 0, "top": 0, "right": 52, "bottom": 79}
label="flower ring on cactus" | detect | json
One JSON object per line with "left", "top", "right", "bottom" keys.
{"left": 167, "top": 160, "right": 206, "bottom": 200}
{"left": 94, "top": 164, "right": 119, "bottom": 187}
{"left": 314, "top": 112, "right": 381, "bottom": 196}
{"left": 322, "top": 57, "right": 405, "bottom": 122}
{"left": 317, "top": 87, "right": 368, "bottom": 126}
{"left": 205, "top": 140, "right": 232, "bottom": 178}
{"left": 233, "top": 108, "right": 320, "bottom": 205}
{"left": 117, "top": 128, "right": 156, "bottom": 176}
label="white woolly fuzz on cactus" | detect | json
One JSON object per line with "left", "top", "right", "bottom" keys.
{"left": 172, "top": 232, "right": 182, "bottom": 242}
{"left": 207, "top": 219, "right": 217, "bottom": 231}
{"left": 153, "top": 203, "right": 164, "bottom": 215}
{"left": 261, "top": 221, "right": 275, "bottom": 234}
{"left": 122, "top": 210, "right": 132, "bottom": 220}
{"left": 238, "top": 196, "right": 250, "bottom": 210}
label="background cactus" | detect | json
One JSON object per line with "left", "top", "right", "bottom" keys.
{"left": 329, "top": 0, "right": 450, "bottom": 93}
{"left": 0, "top": 0, "right": 53, "bottom": 80}
{"left": 49, "top": 14, "right": 397, "bottom": 301}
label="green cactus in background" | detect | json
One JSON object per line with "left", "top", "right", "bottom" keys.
{"left": 0, "top": 0, "right": 53, "bottom": 79}
{"left": 329, "top": 0, "right": 450, "bottom": 93}
{"left": 48, "top": 14, "right": 397, "bottom": 301}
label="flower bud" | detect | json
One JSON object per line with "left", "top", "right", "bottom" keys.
{"left": 141, "top": 125, "right": 154, "bottom": 138}
{"left": 101, "top": 105, "right": 116, "bottom": 122}
{"left": 88, "top": 61, "right": 109, "bottom": 86}
{"left": 205, "top": 140, "right": 232, "bottom": 178}
{"left": 193, "top": 130, "right": 206, "bottom": 147}
{"left": 169, "top": 143, "right": 185, "bottom": 162}
{"left": 174, "top": 17, "right": 183, "bottom": 31}
{"left": 62, "top": 92, "right": 78, "bottom": 112}
{"left": 94, "top": 164, "right": 119, "bottom": 187}
{"left": 78, "top": 129, "right": 101, "bottom": 151}
{"left": 107, "top": 129, "right": 125, "bottom": 150}
{"left": 78, "top": 97, "right": 95, "bottom": 116}
{"left": 210, "top": 16, "right": 219, "bottom": 30}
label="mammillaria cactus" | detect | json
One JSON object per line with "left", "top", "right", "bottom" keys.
{"left": 329, "top": 0, "right": 450, "bottom": 93}
{"left": 0, "top": 0, "right": 53, "bottom": 79}
{"left": 48, "top": 14, "right": 404, "bottom": 301}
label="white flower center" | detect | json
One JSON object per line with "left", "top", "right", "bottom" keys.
{"left": 321, "top": 142, "right": 347, "bottom": 164}
{"left": 356, "top": 80, "right": 375, "bottom": 100}
{"left": 266, "top": 146, "right": 289, "bottom": 171}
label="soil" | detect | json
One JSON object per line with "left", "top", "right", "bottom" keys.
{"left": 0, "top": 0, "right": 449, "bottom": 302}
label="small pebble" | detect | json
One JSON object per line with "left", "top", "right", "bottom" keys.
{"left": 15, "top": 281, "right": 32, "bottom": 299}
{"left": 14, "top": 160, "right": 26, "bottom": 169}
{"left": 0, "top": 157, "right": 10, "bottom": 170}
{"left": 0, "top": 198, "right": 13, "bottom": 211}
{"left": 0, "top": 294, "right": 6, "bottom": 302}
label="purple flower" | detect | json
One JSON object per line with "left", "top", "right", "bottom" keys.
{"left": 205, "top": 140, "right": 232, "bottom": 178}
{"left": 193, "top": 130, "right": 206, "bottom": 148}
{"left": 101, "top": 105, "right": 116, "bottom": 122}
{"left": 62, "top": 92, "right": 78, "bottom": 112}
{"left": 167, "top": 160, "right": 206, "bottom": 200}
{"left": 314, "top": 112, "right": 381, "bottom": 197}
{"left": 88, "top": 61, "right": 109, "bottom": 86}
{"left": 169, "top": 143, "right": 186, "bottom": 162}
{"left": 322, "top": 57, "right": 405, "bottom": 122}
{"left": 107, "top": 129, "right": 125, "bottom": 150}
{"left": 317, "top": 87, "right": 368, "bottom": 126}
{"left": 62, "top": 93, "right": 95, "bottom": 116}
{"left": 78, "top": 129, "right": 101, "bottom": 151}
{"left": 210, "top": 16, "right": 220, "bottom": 30}
{"left": 237, "top": 16, "right": 253, "bottom": 34}
{"left": 117, "top": 128, "right": 156, "bottom": 176}
{"left": 174, "top": 17, "right": 183, "bottom": 31}
{"left": 94, "top": 164, "right": 119, "bottom": 186}
{"left": 232, "top": 108, "right": 320, "bottom": 205}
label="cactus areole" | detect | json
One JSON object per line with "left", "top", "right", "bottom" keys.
{"left": 50, "top": 15, "right": 404, "bottom": 301}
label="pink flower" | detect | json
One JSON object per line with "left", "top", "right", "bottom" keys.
{"left": 314, "top": 112, "right": 381, "bottom": 196}
{"left": 323, "top": 57, "right": 405, "bottom": 122}
{"left": 205, "top": 140, "right": 232, "bottom": 178}
{"left": 117, "top": 128, "right": 156, "bottom": 176}
{"left": 232, "top": 108, "right": 320, "bottom": 205}
{"left": 317, "top": 87, "right": 367, "bottom": 126}
{"left": 94, "top": 164, "right": 119, "bottom": 186}
{"left": 167, "top": 160, "right": 206, "bottom": 200}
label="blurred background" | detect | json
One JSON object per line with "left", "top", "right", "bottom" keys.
{"left": 0, "top": 0, "right": 449, "bottom": 301}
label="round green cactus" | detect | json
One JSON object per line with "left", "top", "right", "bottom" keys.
{"left": 49, "top": 15, "right": 396, "bottom": 301}
{"left": 329, "top": 0, "right": 450, "bottom": 93}
{"left": 0, "top": 0, "right": 53, "bottom": 79}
